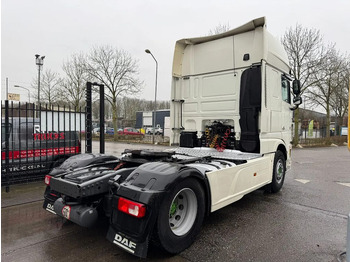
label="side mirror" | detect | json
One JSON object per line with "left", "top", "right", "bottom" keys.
{"left": 290, "top": 96, "right": 302, "bottom": 111}
{"left": 293, "top": 96, "right": 302, "bottom": 106}
{"left": 292, "top": 80, "right": 301, "bottom": 96}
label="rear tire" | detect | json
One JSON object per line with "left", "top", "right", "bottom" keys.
{"left": 155, "top": 178, "right": 205, "bottom": 254}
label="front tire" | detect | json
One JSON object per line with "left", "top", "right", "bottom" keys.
{"left": 155, "top": 178, "right": 205, "bottom": 254}
{"left": 268, "top": 150, "right": 286, "bottom": 193}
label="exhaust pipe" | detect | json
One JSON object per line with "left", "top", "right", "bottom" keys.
{"left": 53, "top": 198, "right": 98, "bottom": 228}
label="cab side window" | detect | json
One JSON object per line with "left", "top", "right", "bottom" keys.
{"left": 281, "top": 76, "right": 291, "bottom": 104}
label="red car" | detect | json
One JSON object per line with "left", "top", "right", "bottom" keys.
{"left": 118, "top": 127, "right": 143, "bottom": 136}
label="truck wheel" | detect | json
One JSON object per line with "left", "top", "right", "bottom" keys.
{"left": 155, "top": 178, "right": 205, "bottom": 254}
{"left": 268, "top": 150, "right": 286, "bottom": 193}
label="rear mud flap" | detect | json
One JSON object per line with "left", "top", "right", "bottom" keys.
{"left": 106, "top": 226, "right": 149, "bottom": 258}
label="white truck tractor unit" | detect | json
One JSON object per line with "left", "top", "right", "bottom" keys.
{"left": 43, "top": 17, "right": 301, "bottom": 258}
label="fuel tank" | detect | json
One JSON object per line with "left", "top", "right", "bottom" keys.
{"left": 53, "top": 198, "right": 98, "bottom": 228}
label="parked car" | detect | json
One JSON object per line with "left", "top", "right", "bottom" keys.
{"left": 92, "top": 127, "right": 100, "bottom": 136}
{"left": 118, "top": 127, "right": 143, "bottom": 136}
{"left": 106, "top": 128, "right": 114, "bottom": 135}
{"left": 145, "top": 125, "right": 163, "bottom": 135}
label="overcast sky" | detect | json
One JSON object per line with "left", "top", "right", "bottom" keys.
{"left": 1, "top": 0, "right": 349, "bottom": 103}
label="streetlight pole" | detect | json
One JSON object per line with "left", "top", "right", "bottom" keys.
{"left": 145, "top": 49, "right": 158, "bottom": 145}
{"left": 14, "top": 85, "right": 31, "bottom": 103}
{"left": 35, "top": 54, "right": 45, "bottom": 105}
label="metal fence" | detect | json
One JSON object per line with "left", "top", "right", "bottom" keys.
{"left": 1, "top": 101, "right": 86, "bottom": 187}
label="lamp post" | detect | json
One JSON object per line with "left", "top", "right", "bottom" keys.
{"left": 145, "top": 49, "right": 158, "bottom": 144}
{"left": 14, "top": 85, "right": 31, "bottom": 103}
{"left": 35, "top": 54, "right": 45, "bottom": 105}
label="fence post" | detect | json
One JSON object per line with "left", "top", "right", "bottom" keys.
{"left": 85, "top": 82, "right": 92, "bottom": 153}
{"left": 99, "top": 85, "right": 105, "bottom": 154}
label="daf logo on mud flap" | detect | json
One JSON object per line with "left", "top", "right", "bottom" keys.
{"left": 45, "top": 203, "right": 56, "bottom": 214}
{"left": 113, "top": 234, "right": 136, "bottom": 253}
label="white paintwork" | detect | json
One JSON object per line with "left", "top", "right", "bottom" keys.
{"left": 207, "top": 153, "right": 274, "bottom": 212}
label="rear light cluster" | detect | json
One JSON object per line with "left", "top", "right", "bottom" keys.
{"left": 44, "top": 175, "right": 52, "bottom": 186}
{"left": 118, "top": 197, "right": 146, "bottom": 218}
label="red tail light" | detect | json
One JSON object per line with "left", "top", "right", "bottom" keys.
{"left": 45, "top": 175, "right": 52, "bottom": 185}
{"left": 118, "top": 197, "right": 146, "bottom": 218}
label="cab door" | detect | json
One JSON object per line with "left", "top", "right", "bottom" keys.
{"left": 281, "top": 76, "right": 293, "bottom": 146}
{"left": 263, "top": 65, "right": 292, "bottom": 144}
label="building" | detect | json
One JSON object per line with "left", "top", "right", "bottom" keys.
{"left": 298, "top": 108, "right": 348, "bottom": 137}
{"left": 135, "top": 109, "right": 170, "bottom": 130}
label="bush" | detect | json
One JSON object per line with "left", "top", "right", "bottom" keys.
{"left": 299, "top": 136, "right": 347, "bottom": 147}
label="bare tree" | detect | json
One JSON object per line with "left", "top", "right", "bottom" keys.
{"left": 306, "top": 47, "right": 346, "bottom": 138}
{"left": 330, "top": 56, "right": 350, "bottom": 135}
{"left": 157, "top": 100, "right": 170, "bottom": 110}
{"left": 92, "top": 100, "right": 113, "bottom": 121}
{"left": 208, "top": 23, "right": 230, "bottom": 35}
{"left": 61, "top": 54, "right": 88, "bottom": 111}
{"left": 119, "top": 97, "right": 139, "bottom": 121}
{"left": 82, "top": 46, "right": 142, "bottom": 138}
{"left": 32, "top": 69, "right": 62, "bottom": 107}
{"left": 282, "top": 24, "right": 326, "bottom": 145}
{"left": 117, "top": 97, "right": 170, "bottom": 125}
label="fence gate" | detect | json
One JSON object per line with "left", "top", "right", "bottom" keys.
{"left": 1, "top": 82, "right": 105, "bottom": 189}
{"left": 1, "top": 101, "right": 85, "bottom": 188}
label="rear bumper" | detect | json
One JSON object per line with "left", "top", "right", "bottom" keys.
{"left": 44, "top": 186, "right": 100, "bottom": 228}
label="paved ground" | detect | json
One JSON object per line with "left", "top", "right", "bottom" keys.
{"left": 2, "top": 144, "right": 350, "bottom": 262}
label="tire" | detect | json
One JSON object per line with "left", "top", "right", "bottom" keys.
{"left": 267, "top": 150, "right": 286, "bottom": 193}
{"left": 155, "top": 178, "right": 205, "bottom": 254}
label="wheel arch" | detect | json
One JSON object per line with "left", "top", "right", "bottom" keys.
{"left": 276, "top": 144, "right": 287, "bottom": 160}
{"left": 176, "top": 168, "right": 212, "bottom": 217}
{"left": 124, "top": 164, "right": 212, "bottom": 217}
